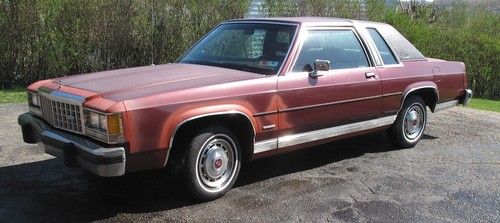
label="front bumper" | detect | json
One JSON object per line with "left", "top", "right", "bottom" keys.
{"left": 18, "top": 113, "right": 126, "bottom": 177}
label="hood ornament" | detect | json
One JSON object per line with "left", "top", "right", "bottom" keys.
{"left": 55, "top": 80, "right": 65, "bottom": 89}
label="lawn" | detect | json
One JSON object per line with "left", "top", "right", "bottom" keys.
{"left": 0, "top": 89, "right": 27, "bottom": 104}
{"left": 468, "top": 98, "right": 500, "bottom": 113}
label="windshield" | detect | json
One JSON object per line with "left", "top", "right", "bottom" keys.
{"left": 179, "top": 23, "right": 297, "bottom": 75}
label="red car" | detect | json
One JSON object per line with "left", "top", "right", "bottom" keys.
{"left": 19, "top": 17, "right": 472, "bottom": 200}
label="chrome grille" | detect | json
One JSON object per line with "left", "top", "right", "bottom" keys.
{"left": 39, "top": 94, "right": 83, "bottom": 133}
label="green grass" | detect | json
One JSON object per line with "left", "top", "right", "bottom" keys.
{"left": 0, "top": 89, "right": 27, "bottom": 104}
{"left": 468, "top": 98, "right": 500, "bottom": 113}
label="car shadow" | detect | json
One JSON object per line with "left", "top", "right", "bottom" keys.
{"left": 0, "top": 131, "right": 433, "bottom": 222}
{"left": 422, "top": 134, "right": 439, "bottom": 140}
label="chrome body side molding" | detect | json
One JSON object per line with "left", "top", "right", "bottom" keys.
{"left": 254, "top": 139, "right": 278, "bottom": 153}
{"left": 435, "top": 89, "right": 473, "bottom": 112}
{"left": 253, "top": 115, "right": 396, "bottom": 154}
{"left": 278, "top": 115, "right": 396, "bottom": 148}
{"left": 434, "top": 100, "right": 459, "bottom": 112}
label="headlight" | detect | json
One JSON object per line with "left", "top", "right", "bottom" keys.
{"left": 28, "top": 92, "right": 40, "bottom": 107}
{"left": 99, "top": 114, "right": 108, "bottom": 132}
{"left": 88, "top": 112, "right": 100, "bottom": 128}
{"left": 84, "top": 109, "right": 123, "bottom": 143}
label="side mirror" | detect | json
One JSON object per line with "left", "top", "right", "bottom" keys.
{"left": 309, "top": 60, "right": 330, "bottom": 78}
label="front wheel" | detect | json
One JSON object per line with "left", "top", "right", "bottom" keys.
{"left": 387, "top": 95, "right": 427, "bottom": 148}
{"left": 182, "top": 126, "right": 241, "bottom": 201}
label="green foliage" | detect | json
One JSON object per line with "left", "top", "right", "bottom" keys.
{"left": 261, "top": 0, "right": 362, "bottom": 18}
{"left": 261, "top": 0, "right": 499, "bottom": 99}
{"left": 0, "top": 0, "right": 250, "bottom": 89}
{"left": 1, "top": 0, "right": 498, "bottom": 99}
{"left": 468, "top": 98, "right": 500, "bottom": 113}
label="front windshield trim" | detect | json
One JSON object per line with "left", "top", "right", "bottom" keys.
{"left": 176, "top": 21, "right": 299, "bottom": 76}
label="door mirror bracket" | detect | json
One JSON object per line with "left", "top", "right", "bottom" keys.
{"left": 309, "top": 60, "right": 330, "bottom": 78}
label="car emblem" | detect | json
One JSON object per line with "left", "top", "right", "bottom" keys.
{"left": 214, "top": 159, "right": 223, "bottom": 169}
{"left": 67, "top": 115, "right": 75, "bottom": 121}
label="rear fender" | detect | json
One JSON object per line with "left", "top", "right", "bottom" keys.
{"left": 400, "top": 82, "right": 439, "bottom": 112}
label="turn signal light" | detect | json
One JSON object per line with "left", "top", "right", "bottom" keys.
{"left": 107, "top": 114, "right": 122, "bottom": 135}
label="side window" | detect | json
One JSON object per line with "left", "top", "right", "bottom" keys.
{"left": 293, "top": 30, "right": 369, "bottom": 72}
{"left": 367, "top": 28, "right": 398, "bottom": 65}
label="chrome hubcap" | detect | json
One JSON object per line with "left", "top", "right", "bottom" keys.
{"left": 197, "top": 134, "right": 237, "bottom": 192}
{"left": 204, "top": 147, "right": 228, "bottom": 179}
{"left": 403, "top": 104, "right": 425, "bottom": 141}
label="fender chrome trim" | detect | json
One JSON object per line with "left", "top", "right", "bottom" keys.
{"left": 254, "top": 115, "right": 396, "bottom": 154}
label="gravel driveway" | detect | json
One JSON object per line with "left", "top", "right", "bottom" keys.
{"left": 0, "top": 103, "right": 499, "bottom": 222}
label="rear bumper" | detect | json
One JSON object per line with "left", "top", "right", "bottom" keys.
{"left": 460, "top": 89, "right": 473, "bottom": 106}
{"left": 18, "top": 113, "right": 126, "bottom": 177}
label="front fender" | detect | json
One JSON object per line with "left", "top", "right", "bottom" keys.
{"left": 160, "top": 104, "right": 257, "bottom": 150}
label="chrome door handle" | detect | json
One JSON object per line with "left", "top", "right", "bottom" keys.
{"left": 365, "top": 72, "right": 376, "bottom": 78}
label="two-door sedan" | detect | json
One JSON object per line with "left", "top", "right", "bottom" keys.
{"left": 19, "top": 17, "right": 472, "bottom": 200}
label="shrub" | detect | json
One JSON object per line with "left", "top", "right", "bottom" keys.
{"left": 0, "top": 0, "right": 250, "bottom": 89}
{"left": 260, "top": 0, "right": 362, "bottom": 18}
{"left": 1, "top": 0, "right": 498, "bottom": 99}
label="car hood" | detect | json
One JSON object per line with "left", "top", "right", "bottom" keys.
{"left": 53, "top": 63, "right": 264, "bottom": 101}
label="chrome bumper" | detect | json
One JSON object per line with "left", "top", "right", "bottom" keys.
{"left": 18, "top": 113, "right": 126, "bottom": 177}
{"left": 461, "top": 89, "right": 473, "bottom": 106}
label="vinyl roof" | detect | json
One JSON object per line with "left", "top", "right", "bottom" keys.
{"left": 227, "top": 17, "right": 356, "bottom": 26}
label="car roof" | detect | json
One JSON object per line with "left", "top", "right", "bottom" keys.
{"left": 226, "top": 17, "right": 384, "bottom": 27}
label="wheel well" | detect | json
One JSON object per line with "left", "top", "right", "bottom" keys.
{"left": 168, "top": 114, "right": 255, "bottom": 167}
{"left": 404, "top": 88, "right": 439, "bottom": 112}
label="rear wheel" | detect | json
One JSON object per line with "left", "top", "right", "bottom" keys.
{"left": 182, "top": 126, "right": 241, "bottom": 201}
{"left": 387, "top": 95, "right": 427, "bottom": 148}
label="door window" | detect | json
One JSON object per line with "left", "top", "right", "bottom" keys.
{"left": 293, "top": 30, "right": 369, "bottom": 72}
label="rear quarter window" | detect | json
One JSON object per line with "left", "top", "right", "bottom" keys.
{"left": 367, "top": 28, "right": 399, "bottom": 65}
{"left": 375, "top": 25, "right": 426, "bottom": 61}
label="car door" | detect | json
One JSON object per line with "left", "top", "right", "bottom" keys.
{"left": 277, "top": 27, "right": 383, "bottom": 141}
